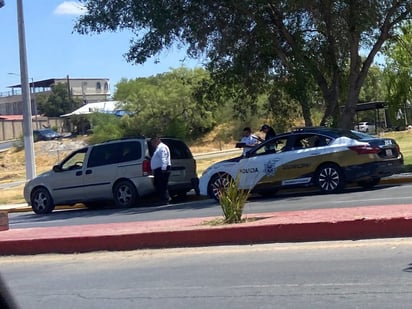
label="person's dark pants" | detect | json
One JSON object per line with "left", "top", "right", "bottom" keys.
{"left": 153, "top": 168, "right": 170, "bottom": 203}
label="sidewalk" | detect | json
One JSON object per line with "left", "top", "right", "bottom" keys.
{"left": 0, "top": 173, "right": 411, "bottom": 255}
{"left": 1, "top": 204, "right": 412, "bottom": 255}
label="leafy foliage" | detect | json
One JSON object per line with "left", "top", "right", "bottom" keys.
{"left": 113, "top": 67, "right": 216, "bottom": 140}
{"left": 217, "top": 175, "right": 251, "bottom": 224}
{"left": 86, "top": 113, "right": 125, "bottom": 144}
{"left": 36, "top": 83, "right": 82, "bottom": 117}
{"left": 383, "top": 22, "right": 412, "bottom": 128}
{"left": 75, "top": 0, "right": 412, "bottom": 130}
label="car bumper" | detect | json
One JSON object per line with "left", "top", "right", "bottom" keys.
{"left": 168, "top": 177, "right": 200, "bottom": 194}
{"left": 344, "top": 159, "right": 404, "bottom": 181}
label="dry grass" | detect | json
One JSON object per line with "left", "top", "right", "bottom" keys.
{"left": 0, "top": 133, "right": 240, "bottom": 205}
{"left": 1, "top": 129, "right": 410, "bottom": 206}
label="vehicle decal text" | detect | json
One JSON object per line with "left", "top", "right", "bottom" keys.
{"left": 282, "top": 163, "right": 310, "bottom": 169}
{"left": 281, "top": 178, "right": 312, "bottom": 185}
{"left": 239, "top": 168, "right": 259, "bottom": 174}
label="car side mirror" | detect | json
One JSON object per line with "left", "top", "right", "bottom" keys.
{"left": 52, "top": 165, "right": 62, "bottom": 172}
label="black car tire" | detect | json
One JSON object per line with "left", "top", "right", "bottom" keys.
{"left": 113, "top": 180, "right": 138, "bottom": 208}
{"left": 358, "top": 177, "right": 381, "bottom": 188}
{"left": 207, "top": 173, "right": 232, "bottom": 201}
{"left": 315, "top": 163, "right": 345, "bottom": 193}
{"left": 31, "top": 187, "right": 55, "bottom": 214}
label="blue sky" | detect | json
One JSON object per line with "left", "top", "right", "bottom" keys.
{"left": 0, "top": 1, "right": 203, "bottom": 97}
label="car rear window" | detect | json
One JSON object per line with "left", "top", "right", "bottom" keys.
{"left": 148, "top": 139, "right": 193, "bottom": 159}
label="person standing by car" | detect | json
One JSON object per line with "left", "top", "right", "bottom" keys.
{"left": 260, "top": 124, "right": 276, "bottom": 141}
{"left": 239, "top": 127, "right": 260, "bottom": 155}
{"left": 150, "top": 137, "right": 172, "bottom": 205}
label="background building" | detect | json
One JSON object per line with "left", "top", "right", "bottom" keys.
{"left": 0, "top": 77, "right": 110, "bottom": 115}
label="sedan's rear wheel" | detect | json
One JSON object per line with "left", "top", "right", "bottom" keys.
{"left": 113, "top": 180, "right": 138, "bottom": 208}
{"left": 31, "top": 187, "right": 55, "bottom": 214}
{"left": 315, "top": 163, "right": 345, "bottom": 193}
{"left": 207, "top": 173, "right": 232, "bottom": 201}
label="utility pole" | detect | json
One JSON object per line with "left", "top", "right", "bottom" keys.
{"left": 17, "top": 0, "right": 36, "bottom": 180}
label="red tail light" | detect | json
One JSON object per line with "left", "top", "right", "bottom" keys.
{"left": 348, "top": 145, "right": 380, "bottom": 154}
{"left": 142, "top": 159, "right": 152, "bottom": 176}
{"left": 193, "top": 159, "right": 197, "bottom": 174}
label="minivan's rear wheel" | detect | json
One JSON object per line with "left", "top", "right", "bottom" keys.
{"left": 315, "top": 163, "right": 345, "bottom": 193}
{"left": 113, "top": 180, "right": 137, "bottom": 208}
{"left": 31, "top": 187, "right": 55, "bottom": 214}
{"left": 207, "top": 173, "right": 232, "bottom": 201}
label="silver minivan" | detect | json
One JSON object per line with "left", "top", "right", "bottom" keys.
{"left": 24, "top": 137, "right": 199, "bottom": 214}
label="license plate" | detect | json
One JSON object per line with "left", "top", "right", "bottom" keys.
{"left": 171, "top": 170, "right": 183, "bottom": 177}
{"left": 385, "top": 149, "right": 393, "bottom": 156}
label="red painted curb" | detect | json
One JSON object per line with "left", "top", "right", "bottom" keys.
{"left": 1, "top": 215, "right": 412, "bottom": 255}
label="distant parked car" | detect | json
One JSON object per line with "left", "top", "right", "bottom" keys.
{"left": 33, "top": 128, "right": 62, "bottom": 142}
{"left": 355, "top": 122, "right": 376, "bottom": 133}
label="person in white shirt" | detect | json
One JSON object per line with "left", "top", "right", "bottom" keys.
{"left": 239, "top": 127, "right": 260, "bottom": 155}
{"left": 150, "top": 137, "right": 172, "bottom": 205}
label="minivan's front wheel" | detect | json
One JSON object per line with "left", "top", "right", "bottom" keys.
{"left": 113, "top": 180, "right": 137, "bottom": 208}
{"left": 31, "top": 187, "right": 55, "bottom": 214}
{"left": 315, "top": 163, "right": 345, "bottom": 193}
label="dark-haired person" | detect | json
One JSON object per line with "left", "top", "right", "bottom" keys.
{"left": 260, "top": 124, "right": 276, "bottom": 141}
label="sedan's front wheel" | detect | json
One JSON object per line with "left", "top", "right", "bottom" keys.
{"left": 315, "top": 163, "right": 345, "bottom": 193}
{"left": 31, "top": 187, "right": 55, "bottom": 214}
{"left": 207, "top": 173, "right": 232, "bottom": 201}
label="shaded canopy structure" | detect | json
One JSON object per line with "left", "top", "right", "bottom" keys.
{"left": 352, "top": 101, "right": 390, "bottom": 131}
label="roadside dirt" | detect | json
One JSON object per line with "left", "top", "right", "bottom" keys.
{"left": 0, "top": 138, "right": 89, "bottom": 184}
{"left": 0, "top": 132, "right": 239, "bottom": 204}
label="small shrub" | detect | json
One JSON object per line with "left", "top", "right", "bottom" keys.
{"left": 218, "top": 175, "right": 251, "bottom": 224}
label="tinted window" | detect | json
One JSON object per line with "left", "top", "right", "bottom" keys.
{"left": 149, "top": 139, "right": 193, "bottom": 159}
{"left": 254, "top": 137, "right": 289, "bottom": 155}
{"left": 88, "top": 141, "right": 141, "bottom": 168}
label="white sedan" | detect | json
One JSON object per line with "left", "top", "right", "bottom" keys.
{"left": 355, "top": 122, "right": 376, "bottom": 133}
{"left": 199, "top": 127, "right": 404, "bottom": 201}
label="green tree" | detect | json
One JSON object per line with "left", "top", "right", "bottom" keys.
{"left": 36, "top": 83, "right": 82, "bottom": 117}
{"left": 75, "top": 1, "right": 412, "bottom": 129}
{"left": 113, "top": 67, "right": 216, "bottom": 140}
{"left": 383, "top": 23, "right": 412, "bottom": 128}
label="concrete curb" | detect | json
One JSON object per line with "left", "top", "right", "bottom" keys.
{"left": 0, "top": 175, "right": 411, "bottom": 255}
{"left": 1, "top": 205, "right": 412, "bottom": 255}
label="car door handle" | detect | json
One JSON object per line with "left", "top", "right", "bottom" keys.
{"left": 85, "top": 169, "right": 92, "bottom": 175}
{"left": 76, "top": 171, "right": 82, "bottom": 176}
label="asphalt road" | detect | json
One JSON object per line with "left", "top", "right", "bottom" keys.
{"left": 8, "top": 182, "right": 412, "bottom": 229}
{"left": 1, "top": 238, "right": 412, "bottom": 309}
